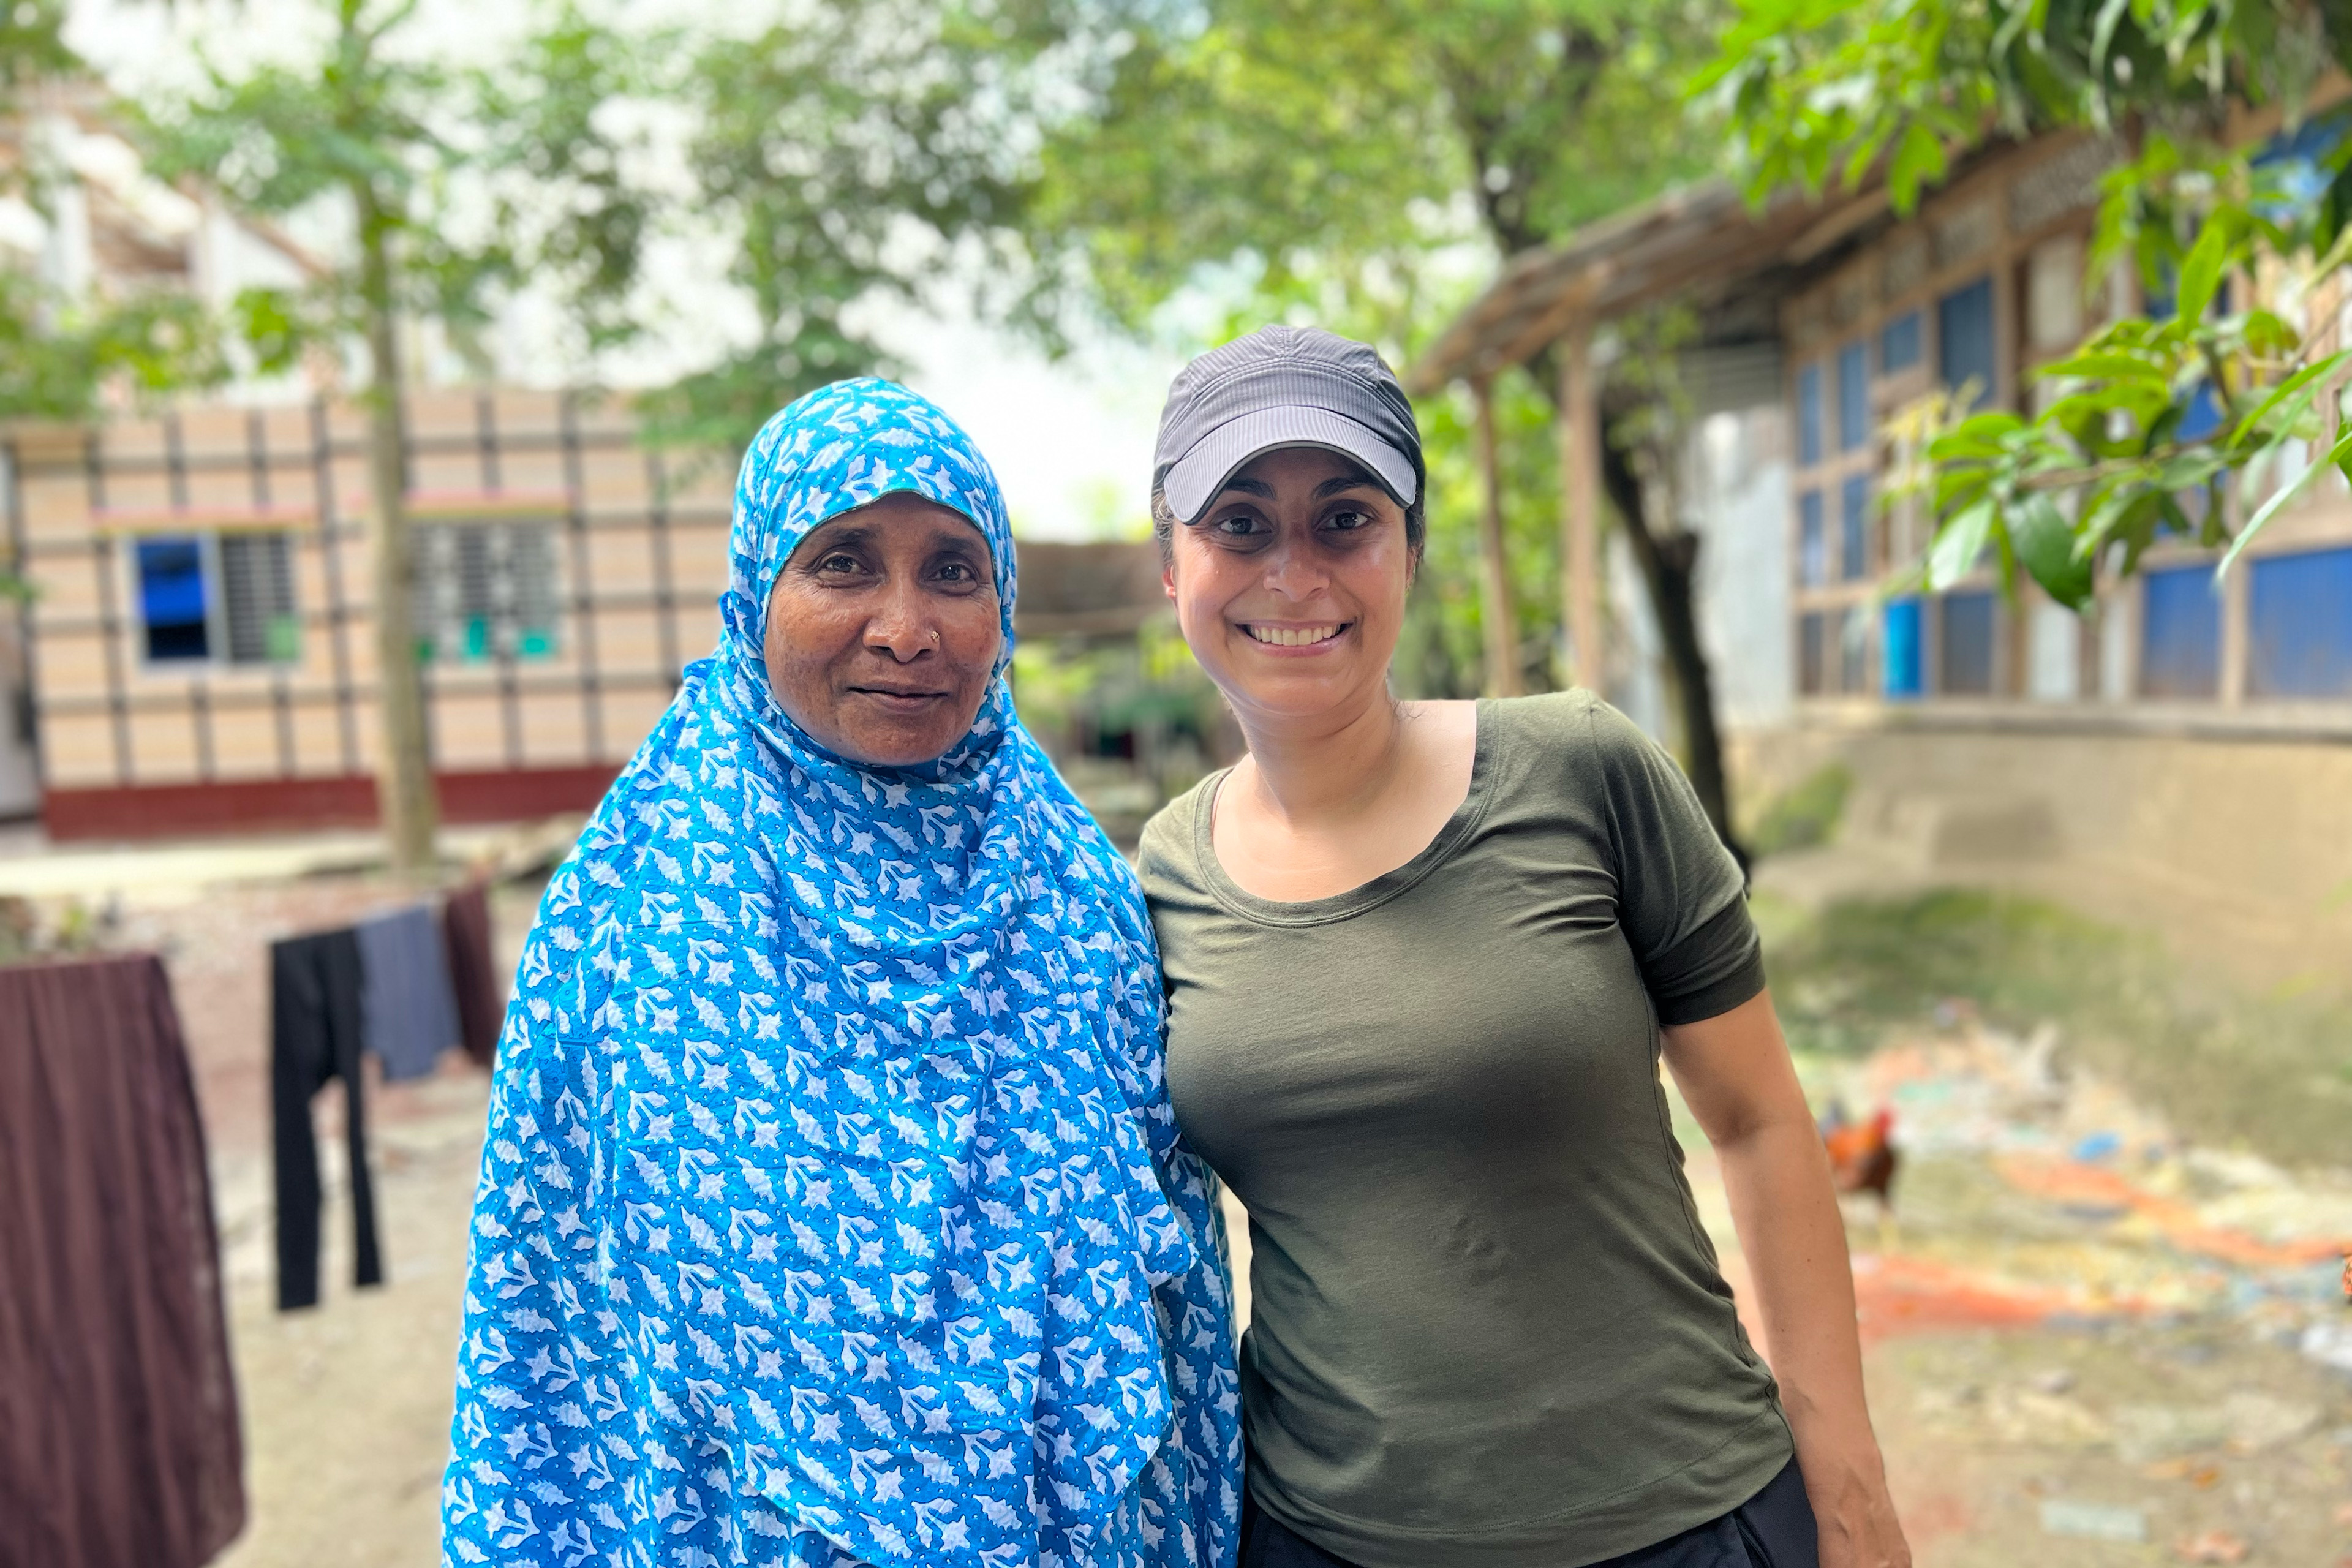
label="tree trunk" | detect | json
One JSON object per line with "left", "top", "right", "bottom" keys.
{"left": 1521, "top": 342, "right": 1746, "bottom": 865}
{"left": 1598, "top": 432, "right": 1747, "bottom": 870}
{"left": 356, "top": 187, "right": 437, "bottom": 874}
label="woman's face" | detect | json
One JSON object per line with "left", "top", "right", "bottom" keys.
{"left": 1162, "top": 445, "right": 1412, "bottom": 726}
{"left": 763, "top": 492, "right": 1003, "bottom": 767}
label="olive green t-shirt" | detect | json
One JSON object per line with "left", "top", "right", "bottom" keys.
{"left": 1138, "top": 692, "right": 1789, "bottom": 1568}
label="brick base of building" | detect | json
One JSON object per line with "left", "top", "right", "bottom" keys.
{"left": 40, "top": 764, "right": 620, "bottom": 840}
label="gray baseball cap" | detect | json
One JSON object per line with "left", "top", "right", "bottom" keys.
{"left": 1153, "top": 325, "right": 1423, "bottom": 523}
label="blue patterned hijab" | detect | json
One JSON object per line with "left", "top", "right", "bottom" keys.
{"left": 443, "top": 380, "right": 1242, "bottom": 1568}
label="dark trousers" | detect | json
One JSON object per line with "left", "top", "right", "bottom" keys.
{"left": 1239, "top": 1457, "right": 1819, "bottom": 1568}
{"left": 270, "top": 930, "right": 382, "bottom": 1311}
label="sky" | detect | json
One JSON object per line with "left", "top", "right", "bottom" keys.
{"left": 64, "top": 0, "right": 1191, "bottom": 541}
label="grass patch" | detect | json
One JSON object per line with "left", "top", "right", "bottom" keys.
{"left": 1746, "top": 763, "right": 1852, "bottom": 859}
{"left": 1760, "top": 887, "right": 2352, "bottom": 1169}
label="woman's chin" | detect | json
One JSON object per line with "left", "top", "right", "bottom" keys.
{"left": 822, "top": 720, "right": 960, "bottom": 769}
{"left": 1219, "top": 665, "right": 1384, "bottom": 724}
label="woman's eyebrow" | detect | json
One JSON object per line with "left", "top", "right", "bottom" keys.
{"left": 1313, "top": 475, "right": 1378, "bottom": 499}
{"left": 1214, "top": 477, "right": 1276, "bottom": 500}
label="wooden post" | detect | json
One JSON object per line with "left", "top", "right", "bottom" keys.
{"left": 1469, "top": 379, "right": 1521, "bottom": 698}
{"left": 1559, "top": 321, "right": 1604, "bottom": 692}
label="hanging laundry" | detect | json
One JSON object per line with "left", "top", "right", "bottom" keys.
{"left": 439, "top": 881, "right": 502, "bottom": 1069}
{"left": 354, "top": 903, "right": 459, "bottom": 1082}
{"left": 270, "top": 928, "right": 382, "bottom": 1311}
{"left": 0, "top": 952, "right": 246, "bottom": 1568}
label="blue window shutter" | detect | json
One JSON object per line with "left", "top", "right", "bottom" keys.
{"left": 2247, "top": 545, "right": 2352, "bottom": 697}
{"left": 136, "top": 537, "right": 211, "bottom": 662}
{"left": 1938, "top": 276, "right": 1996, "bottom": 409}
{"left": 1880, "top": 311, "right": 1923, "bottom": 373}
{"left": 2140, "top": 564, "right": 2222, "bottom": 698}
{"left": 1882, "top": 599, "right": 1923, "bottom": 698}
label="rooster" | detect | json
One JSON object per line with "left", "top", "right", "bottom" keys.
{"left": 1820, "top": 1102, "right": 1899, "bottom": 1250}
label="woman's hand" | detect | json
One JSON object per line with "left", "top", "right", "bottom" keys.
{"left": 1800, "top": 1440, "right": 1912, "bottom": 1568}
{"left": 1661, "top": 990, "right": 1912, "bottom": 1568}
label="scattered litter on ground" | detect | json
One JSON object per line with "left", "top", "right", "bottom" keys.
{"left": 2222, "top": 1390, "right": 2320, "bottom": 1452}
{"left": 2305, "top": 1321, "right": 2352, "bottom": 1375}
{"left": 2173, "top": 1527, "right": 2250, "bottom": 1562}
{"left": 1675, "top": 1017, "right": 2352, "bottom": 1564}
{"left": 2114, "top": 1404, "right": 2231, "bottom": 1464}
{"left": 2039, "top": 1499, "right": 2147, "bottom": 1541}
{"left": 2142, "top": 1458, "right": 2222, "bottom": 1487}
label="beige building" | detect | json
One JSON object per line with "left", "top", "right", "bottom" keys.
{"left": 3, "top": 389, "right": 734, "bottom": 837}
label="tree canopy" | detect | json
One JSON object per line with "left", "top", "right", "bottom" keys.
{"left": 1031, "top": 0, "right": 1725, "bottom": 693}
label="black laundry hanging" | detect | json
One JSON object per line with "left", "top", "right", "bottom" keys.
{"left": 269, "top": 928, "right": 382, "bottom": 1311}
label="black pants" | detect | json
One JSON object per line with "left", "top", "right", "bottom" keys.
{"left": 1239, "top": 1457, "right": 1819, "bottom": 1568}
{"left": 270, "top": 930, "right": 382, "bottom": 1311}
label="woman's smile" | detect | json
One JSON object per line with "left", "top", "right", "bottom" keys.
{"left": 1239, "top": 620, "right": 1353, "bottom": 650}
{"left": 845, "top": 679, "right": 953, "bottom": 711}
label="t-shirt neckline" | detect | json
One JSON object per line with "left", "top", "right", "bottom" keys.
{"left": 1193, "top": 698, "right": 1498, "bottom": 928}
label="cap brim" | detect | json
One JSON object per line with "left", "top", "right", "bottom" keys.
{"left": 1161, "top": 405, "right": 1419, "bottom": 522}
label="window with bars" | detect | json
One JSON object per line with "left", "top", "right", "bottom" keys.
{"left": 1839, "top": 475, "right": 1870, "bottom": 581}
{"left": 2139, "top": 565, "right": 2221, "bottom": 698}
{"left": 413, "top": 521, "right": 559, "bottom": 662}
{"left": 221, "top": 533, "right": 301, "bottom": 663}
{"left": 1839, "top": 605, "right": 1870, "bottom": 693}
{"left": 1798, "top": 611, "right": 1827, "bottom": 695}
{"left": 134, "top": 532, "right": 300, "bottom": 666}
{"left": 1798, "top": 490, "right": 1826, "bottom": 587}
{"left": 1940, "top": 590, "right": 1998, "bottom": 695}
{"left": 1836, "top": 341, "right": 1869, "bottom": 451}
{"left": 1796, "top": 363, "right": 1823, "bottom": 467}
{"left": 2248, "top": 545, "right": 2352, "bottom": 698}
{"left": 1880, "top": 310, "right": 1923, "bottom": 374}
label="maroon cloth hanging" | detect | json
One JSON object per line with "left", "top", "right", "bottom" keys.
{"left": 0, "top": 953, "right": 246, "bottom": 1568}
{"left": 440, "top": 881, "right": 503, "bottom": 1068}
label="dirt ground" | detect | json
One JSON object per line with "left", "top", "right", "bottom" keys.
{"left": 43, "top": 865, "right": 2352, "bottom": 1567}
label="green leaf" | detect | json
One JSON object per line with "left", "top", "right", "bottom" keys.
{"left": 2227, "top": 348, "right": 2352, "bottom": 447}
{"left": 2174, "top": 221, "right": 2230, "bottom": 327}
{"left": 2217, "top": 424, "right": 2352, "bottom": 578}
{"left": 1927, "top": 499, "right": 1996, "bottom": 590}
{"left": 2013, "top": 494, "right": 2097, "bottom": 610}
{"left": 1888, "top": 121, "right": 1945, "bottom": 207}
{"left": 2088, "top": 0, "right": 2130, "bottom": 95}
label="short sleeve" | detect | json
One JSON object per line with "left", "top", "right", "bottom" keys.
{"left": 1586, "top": 698, "right": 1764, "bottom": 1025}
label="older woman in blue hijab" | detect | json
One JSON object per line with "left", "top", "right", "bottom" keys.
{"left": 441, "top": 381, "right": 1242, "bottom": 1568}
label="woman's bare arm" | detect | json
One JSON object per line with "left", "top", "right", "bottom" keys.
{"left": 1661, "top": 987, "right": 1912, "bottom": 1568}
